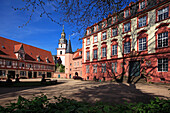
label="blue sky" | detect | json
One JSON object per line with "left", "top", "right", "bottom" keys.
{"left": 0, "top": 0, "right": 82, "bottom": 55}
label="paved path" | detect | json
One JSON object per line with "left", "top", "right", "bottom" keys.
{"left": 0, "top": 79, "right": 169, "bottom": 106}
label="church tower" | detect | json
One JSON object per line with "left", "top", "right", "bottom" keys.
{"left": 57, "top": 25, "right": 67, "bottom": 66}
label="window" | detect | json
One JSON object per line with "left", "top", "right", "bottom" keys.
{"left": 87, "top": 51, "right": 90, "bottom": 60}
{"left": 158, "top": 7, "right": 169, "bottom": 21}
{"left": 0, "top": 59, "right": 2, "bottom": 65}
{"left": 113, "top": 16, "right": 116, "bottom": 23}
{"left": 158, "top": 58, "right": 168, "bottom": 72}
{"left": 70, "top": 63, "right": 72, "bottom": 66}
{"left": 102, "top": 21, "right": 106, "bottom": 28}
{"left": 61, "top": 44, "right": 62, "bottom": 48}
{"left": 125, "top": 10, "right": 129, "bottom": 18}
{"left": 124, "top": 22, "right": 130, "bottom": 32}
{"left": 93, "top": 64, "right": 97, "bottom": 73}
{"left": 102, "top": 32, "right": 107, "bottom": 40}
{"left": 102, "top": 47, "right": 106, "bottom": 57}
{"left": 74, "top": 62, "right": 76, "bottom": 66}
{"left": 79, "top": 51, "right": 82, "bottom": 55}
{"left": 138, "top": 16, "right": 146, "bottom": 28}
{"left": 86, "top": 65, "right": 89, "bottom": 73}
{"left": 98, "top": 23, "right": 102, "bottom": 30}
{"left": 94, "top": 35, "right": 97, "bottom": 43}
{"left": 112, "top": 45, "right": 117, "bottom": 55}
{"left": 94, "top": 26, "right": 97, "bottom": 32}
{"left": 77, "top": 62, "right": 79, "bottom": 66}
{"left": 101, "top": 63, "right": 106, "bottom": 73}
{"left": 112, "top": 62, "right": 117, "bottom": 73}
{"left": 0, "top": 70, "right": 6, "bottom": 76}
{"left": 139, "top": 37, "right": 147, "bottom": 51}
{"left": 91, "top": 27, "right": 94, "bottom": 33}
{"left": 140, "top": 1, "right": 145, "bottom": 10}
{"left": 87, "top": 38, "right": 90, "bottom": 45}
{"left": 19, "top": 62, "right": 25, "bottom": 67}
{"left": 107, "top": 18, "right": 112, "bottom": 26}
{"left": 20, "top": 71, "right": 26, "bottom": 76}
{"left": 6, "top": 61, "right": 12, "bottom": 66}
{"left": 158, "top": 32, "right": 168, "bottom": 48}
{"left": 93, "top": 49, "right": 97, "bottom": 59}
{"left": 112, "top": 28, "right": 117, "bottom": 36}
{"left": 39, "top": 72, "right": 42, "bottom": 76}
{"left": 87, "top": 29, "right": 90, "bottom": 35}
{"left": 124, "top": 42, "right": 131, "bottom": 54}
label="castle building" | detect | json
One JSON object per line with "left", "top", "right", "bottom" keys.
{"left": 0, "top": 37, "right": 55, "bottom": 79}
{"left": 82, "top": 0, "right": 170, "bottom": 83}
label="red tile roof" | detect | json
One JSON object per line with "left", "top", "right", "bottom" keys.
{"left": 73, "top": 48, "right": 82, "bottom": 59}
{"left": 0, "top": 36, "right": 55, "bottom": 65}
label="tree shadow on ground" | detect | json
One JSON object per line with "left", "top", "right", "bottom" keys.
{"left": 71, "top": 83, "right": 166, "bottom": 105}
{"left": 0, "top": 81, "right": 65, "bottom": 95}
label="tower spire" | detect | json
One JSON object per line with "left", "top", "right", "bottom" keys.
{"left": 62, "top": 25, "right": 64, "bottom": 33}
{"left": 66, "top": 35, "right": 73, "bottom": 53}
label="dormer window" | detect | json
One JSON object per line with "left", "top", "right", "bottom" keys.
{"left": 46, "top": 57, "right": 50, "bottom": 63}
{"left": 125, "top": 10, "right": 129, "bottom": 18}
{"left": 37, "top": 55, "right": 40, "bottom": 62}
{"left": 140, "top": 1, "right": 146, "bottom": 10}
{"left": 94, "top": 26, "right": 97, "bottom": 32}
{"left": 102, "top": 21, "right": 106, "bottom": 28}
{"left": 79, "top": 51, "right": 82, "bottom": 55}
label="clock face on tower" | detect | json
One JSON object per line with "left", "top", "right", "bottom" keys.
{"left": 60, "top": 39, "right": 64, "bottom": 43}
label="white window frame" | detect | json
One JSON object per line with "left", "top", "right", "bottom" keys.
{"left": 101, "top": 63, "right": 106, "bottom": 73}
{"left": 158, "top": 58, "right": 168, "bottom": 72}
{"left": 94, "top": 35, "right": 97, "bottom": 43}
{"left": 139, "top": 37, "right": 147, "bottom": 51}
{"left": 112, "top": 45, "right": 117, "bottom": 55}
{"left": 102, "top": 47, "right": 106, "bottom": 57}
{"left": 158, "top": 32, "right": 168, "bottom": 48}
{"left": 112, "top": 62, "right": 117, "bottom": 73}
{"left": 124, "top": 22, "right": 130, "bottom": 32}
{"left": 158, "top": 7, "right": 169, "bottom": 21}
{"left": 138, "top": 16, "right": 146, "bottom": 28}
{"left": 140, "top": 1, "right": 145, "bottom": 10}
{"left": 20, "top": 71, "right": 26, "bottom": 76}
{"left": 94, "top": 26, "right": 97, "bottom": 32}
{"left": 125, "top": 10, "right": 129, "bottom": 18}
{"left": 93, "top": 64, "right": 97, "bottom": 73}
{"left": 112, "top": 28, "right": 117, "bottom": 36}
{"left": 102, "top": 32, "right": 107, "bottom": 40}
{"left": 124, "top": 42, "right": 131, "bottom": 54}
{"left": 86, "top": 65, "right": 90, "bottom": 73}
{"left": 87, "top": 38, "right": 90, "bottom": 45}
{"left": 113, "top": 16, "right": 116, "bottom": 23}
{"left": 93, "top": 49, "right": 97, "bottom": 59}
{"left": 87, "top": 51, "right": 90, "bottom": 60}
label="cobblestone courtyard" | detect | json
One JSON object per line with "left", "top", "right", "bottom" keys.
{"left": 0, "top": 79, "right": 170, "bottom": 106}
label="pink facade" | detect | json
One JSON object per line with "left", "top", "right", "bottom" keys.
{"left": 82, "top": 0, "right": 170, "bottom": 83}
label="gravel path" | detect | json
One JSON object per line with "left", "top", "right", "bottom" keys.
{"left": 0, "top": 79, "right": 169, "bottom": 106}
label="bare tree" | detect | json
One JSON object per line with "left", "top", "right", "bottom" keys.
{"left": 13, "top": 0, "right": 132, "bottom": 33}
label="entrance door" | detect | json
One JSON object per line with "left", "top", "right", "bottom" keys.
{"left": 34, "top": 72, "right": 37, "bottom": 78}
{"left": 8, "top": 71, "right": 15, "bottom": 79}
{"left": 28, "top": 71, "right": 32, "bottom": 78}
{"left": 69, "top": 74, "right": 71, "bottom": 79}
{"left": 129, "top": 61, "right": 140, "bottom": 77}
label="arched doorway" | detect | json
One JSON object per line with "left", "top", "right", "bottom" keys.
{"left": 75, "top": 72, "right": 78, "bottom": 76}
